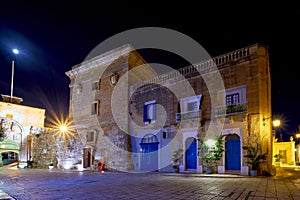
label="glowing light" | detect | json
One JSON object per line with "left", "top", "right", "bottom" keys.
{"left": 48, "top": 115, "right": 75, "bottom": 141}
{"left": 12, "top": 49, "right": 19, "bottom": 55}
{"left": 205, "top": 139, "right": 215, "bottom": 148}
{"left": 296, "top": 133, "right": 300, "bottom": 139}
{"left": 59, "top": 125, "right": 68, "bottom": 133}
{"left": 273, "top": 119, "right": 281, "bottom": 127}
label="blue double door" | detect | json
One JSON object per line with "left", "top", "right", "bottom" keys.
{"left": 140, "top": 142, "right": 159, "bottom": 171}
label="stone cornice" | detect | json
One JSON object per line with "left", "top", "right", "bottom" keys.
{"left": 65, "top": 44, "right": 134, "bottom": 79}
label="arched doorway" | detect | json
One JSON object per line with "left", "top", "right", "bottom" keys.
{"left": 1, "top": 117, "right": 23, "bottom": 166}
{"left": 225, "top": 134, "right": 241, "bottom": 171}
{"left": 140, "top": 134, "right": 159, "bottom": 171}
{"left": 0, "top": 139, "right": 20, "bottom": 166}
{"left": 185, "top": 137, "right": 197, "bottom": 170}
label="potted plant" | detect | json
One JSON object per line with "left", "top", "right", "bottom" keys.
{"left": 199, "top": 135, "right": 225, "bottom": 174}
{"left": 274, "top": 153, "right": 283, "bottom": 166}
{"left": 49, "top": 162, "right": 54, "bottom": 169}
{"left": 244, "top": 141, "right": 267, "bottom": 176}
{"left": 172, "top": 149, "right": 183, "bottom": 173}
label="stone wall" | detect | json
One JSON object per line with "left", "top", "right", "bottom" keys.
{"left": 32, "top": 130, "right": 83, "bottom": 169}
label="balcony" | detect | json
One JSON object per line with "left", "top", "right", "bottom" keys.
{"left": 215, "top": 103, "right": 248, "bottom": 117}
{"left": 176, "top": 110, "right": 201, "bottom": 122}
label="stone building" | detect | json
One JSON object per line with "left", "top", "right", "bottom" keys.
{"left": 0, "top": 95, "right": 45, "bottom": 168}
{"left": 65, "top": 44, "right": 157, "bottom": 171}
{"left": 66, "top": 43, "right": 273, "bottom": 175}
{"left": 129, "top": 43, "right": 272, "bottom": 175}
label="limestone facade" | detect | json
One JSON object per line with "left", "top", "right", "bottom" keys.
{"left": 65, "top": 44, "right": 157, "bottom": 171}
{"left": 66, "top": 43, "right": 273, "bottom": 175}
{"left": 129, "top": 43, "right": 272, "bottom": 175}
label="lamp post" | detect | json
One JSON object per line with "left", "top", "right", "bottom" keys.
{"left": 11, "top": 49, "right": 19, "bottom": 100}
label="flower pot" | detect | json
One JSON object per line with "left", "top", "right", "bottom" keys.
{"left": 173, "top": 166, "right": 179, "bottom": 173}
{"left": 250, "top": 170, "right": 257, "bottom": 176}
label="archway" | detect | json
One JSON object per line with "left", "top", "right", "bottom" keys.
{"left": 0, "top": 139, "right": 20, "bottom": 165}
{"left": 225, "top": 134, "right": 241, "bottom": 171}
{"left": 1, "top": 117, "right": 23, "bottom": 166}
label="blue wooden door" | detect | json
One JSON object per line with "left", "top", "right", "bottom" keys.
{"left": 225, "top": 137, "right": 241, "bottom": 170}
{"left": 140, "top": 142, "right": 158, "bottom": 171}
{"left": 186, "top": 138, "right": 197, "bottom": 169}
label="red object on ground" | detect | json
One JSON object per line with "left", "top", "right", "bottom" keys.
{"left": 98, "top": 157, "right": 105, "bottom": 172}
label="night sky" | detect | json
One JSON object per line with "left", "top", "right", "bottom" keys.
{"left": 0, "top": 2, "right": 299, "bottom": 140}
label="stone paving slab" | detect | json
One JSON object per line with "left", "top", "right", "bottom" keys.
{"left": 1, "top": 166, "right": 300, "bottom": 199}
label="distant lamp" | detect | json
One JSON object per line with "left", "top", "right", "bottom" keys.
{"left": 273, "top": 119, "right": 281, "bottom": 128}
{"left": 296, "top": 134, "right": 300, "bottom": 144}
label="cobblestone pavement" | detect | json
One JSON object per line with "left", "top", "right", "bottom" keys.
{"left": 0, "top": 165, "right": 300, "bottom": 200}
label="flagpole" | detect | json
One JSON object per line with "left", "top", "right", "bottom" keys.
{"left": 10, "top": 60, "right": 15, "bottom": 100}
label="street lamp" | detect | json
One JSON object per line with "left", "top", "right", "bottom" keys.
{"left": 273, "top": 119, "right": 281, "bottom": 140}
{"left": 296, "top": 133, "right": 300, "bottom": 144}
{"left": 11, "top": 48, "right": 19, "bottom": 100}
{"left": 273, "top": 119, "right": 281, "bottom": 127}
{"left": 59, "top": 125, "right": 68, "bottom": 133}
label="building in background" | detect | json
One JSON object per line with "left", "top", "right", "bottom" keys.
{"left": 0, "top": 95, "right": 45, "bottom": 168}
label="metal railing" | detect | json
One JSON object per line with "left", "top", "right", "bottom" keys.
{"left": 176, "top": 110, "right": 201, "bottom": 122}
{"left": 214, "top": 103, "right": 248, "bottom": 117}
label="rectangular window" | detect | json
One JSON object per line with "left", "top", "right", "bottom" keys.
{"left": 86, "top": 131, "right": 95, "bottom": 142}
{"left": 143, "top": 100, "right": 156, "bottom": 124}
{"left": 226, "top": 93, "right": 239, "bottom": 105}
{"left": 91, "top": 100, "right": 100, "bottom": 115}
{"left": 180, "top": 95, "right": 202, "bottom": 113}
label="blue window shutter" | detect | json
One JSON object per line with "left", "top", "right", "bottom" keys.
{"left": 143, "top": 104, "right": 147, "bottom": 122}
